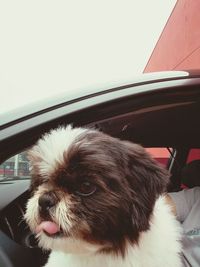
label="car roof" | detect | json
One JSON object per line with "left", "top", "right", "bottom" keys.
{"left": 1, "top": 70, "right": 200, "bottom": 162}
{"left": 1, "top": 70, "right": 198, "bottom": 128}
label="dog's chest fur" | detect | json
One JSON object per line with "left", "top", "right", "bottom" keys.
{"left": 44, "top": 197, "right": 182, "bottom": 267}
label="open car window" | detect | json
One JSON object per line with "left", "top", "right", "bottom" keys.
{"left": 0, "top": 152, "right": 31, "bottom": 183}
{"left": 146, "top": 147, "right": 172, "bottom": 167}
{"left": 0, "top": 147, "right": 172, "bottom": 184}
{"left": 187, "top": 149, "right": 200, "bottom": 163}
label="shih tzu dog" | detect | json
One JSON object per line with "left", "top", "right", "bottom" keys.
{"left": 25, "top": 125, "right": 181, "bottom": 267}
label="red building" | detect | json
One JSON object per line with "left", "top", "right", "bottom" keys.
{"left": 144, "top": 0, "right": 200, "bottom": 72}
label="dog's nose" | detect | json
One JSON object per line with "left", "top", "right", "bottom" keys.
{"left": 38, "top": 192, "right": 56, "bottom": 212}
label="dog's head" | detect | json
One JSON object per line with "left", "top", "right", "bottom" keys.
{"left": 25, "top": 125, "right": 169, "bottom": 255}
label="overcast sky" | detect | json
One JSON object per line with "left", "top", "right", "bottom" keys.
{"left": 0, "top": 0, "right": 176, "bottom": 114}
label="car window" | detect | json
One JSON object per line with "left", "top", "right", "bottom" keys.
{"left": 0, "top": 147, "right": 171, "bottom": 182}
{"left": 0, "top": 152, "right": 31, "bottom": 182}
{"left": 145, "top": 147, "right": 171, "bottom": 167}
{"left": 187, "top": 149, "right": 200, "bottom": 163}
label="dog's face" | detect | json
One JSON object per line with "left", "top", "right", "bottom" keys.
{"left": 25, "top": 125, "right": 169, "bottom": 255}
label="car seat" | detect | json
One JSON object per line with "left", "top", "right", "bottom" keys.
{"left": 181, "top": 160, "right": 200, "bottom": 188}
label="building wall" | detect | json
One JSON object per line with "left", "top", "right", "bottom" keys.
{"left": 144, "top": 0, "right": 200, "bottom": 72}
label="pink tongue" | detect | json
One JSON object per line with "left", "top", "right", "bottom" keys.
{"left": 36, "top": 221, "right": 60, "bottom": 235}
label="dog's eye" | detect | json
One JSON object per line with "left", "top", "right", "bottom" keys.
{"left": 76, "top": 181, "right": 96, "bottom": 196}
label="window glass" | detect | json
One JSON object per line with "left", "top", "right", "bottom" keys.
{"left": 0, "top": 148, "right": 171, "bottom": 182}
{"left": 145, "top": 148, "right": 171, "bottom": 167}
{"left": 0, "top": 152, "right": 31, "bottom": 182}
{"left": 187, "top": 149, "right": 200, "bottom": 163}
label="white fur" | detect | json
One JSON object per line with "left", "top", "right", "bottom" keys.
{"left": 25, "top": 185, "right": 76, "bottom": 237}
{"left": 29, "top": 125, "right": 88, "bottom": 176}
{"left": 24, "top": 189, "right": 41, "bottom": 231}
{"left": 43, "top": 196, "right": 182, "bottom": 267}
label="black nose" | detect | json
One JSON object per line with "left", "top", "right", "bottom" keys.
{"left": 38, "top": 192, "right": 56, "bottom": 212}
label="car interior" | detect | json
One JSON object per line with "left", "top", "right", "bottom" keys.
{"left": 0, "top": 82, "right": 200, "bottom": 267}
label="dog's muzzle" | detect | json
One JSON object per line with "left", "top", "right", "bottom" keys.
{"left": 38, "top": 191, "right": 57, "bottom": 219}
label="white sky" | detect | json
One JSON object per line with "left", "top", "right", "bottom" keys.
{"left": 0, "top": 0, "right": 176, "bottom": 114}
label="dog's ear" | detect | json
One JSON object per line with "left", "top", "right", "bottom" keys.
{"left": 121, "top": 141, "right": 169, "bottom": 235}
{"left": 27, "top": 145, "right": 43, "bottom": 193}
{"left": 124, "top": 141, "right": 169, "bottom": 196}
{"left": 27, "top": 145, "right": 42, "bottom": 168}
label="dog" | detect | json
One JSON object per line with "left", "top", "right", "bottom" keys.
{"left": 25, "top": 125, "right": 181, "bottom": 267}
